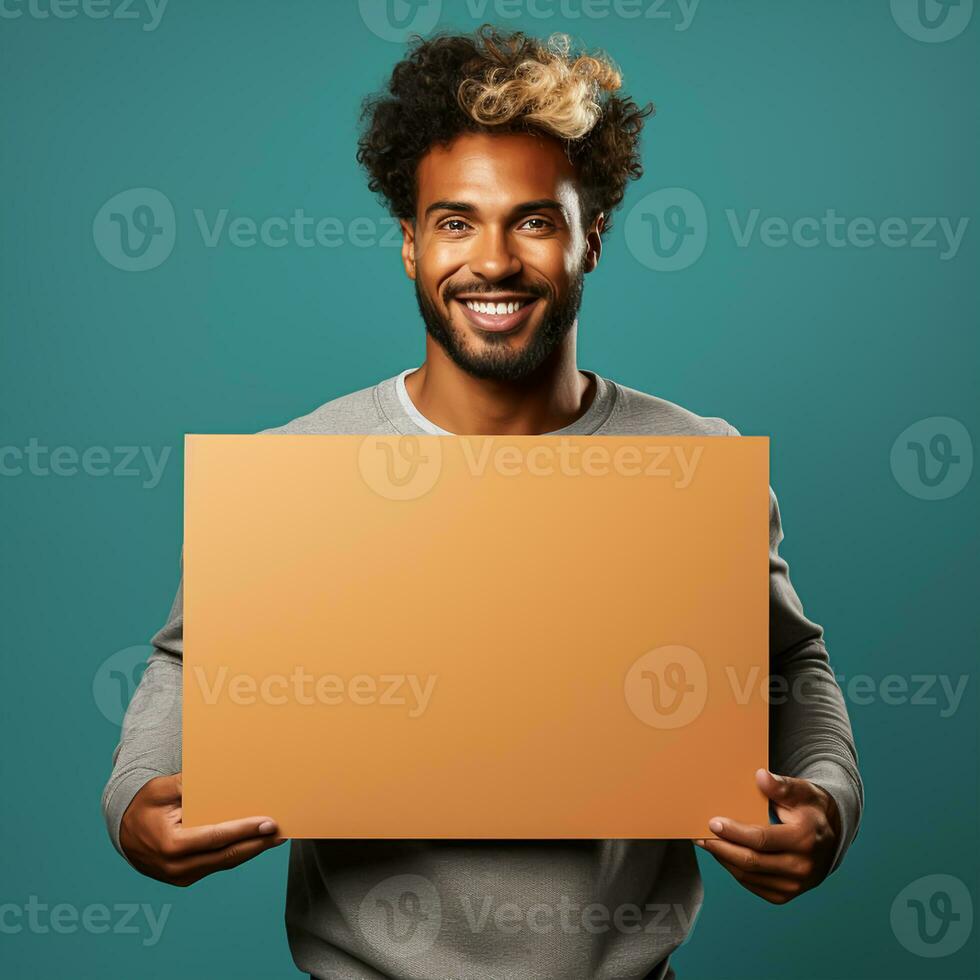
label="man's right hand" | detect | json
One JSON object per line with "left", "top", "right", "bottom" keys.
{"left": 119, "top": 772, "right": 286, "bottom": 887}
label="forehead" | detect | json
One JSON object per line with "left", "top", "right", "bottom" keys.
{"left": 415, "top": 131, "right": 580, "bottom": 212}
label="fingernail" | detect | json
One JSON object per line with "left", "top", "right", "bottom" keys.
{"left": 693, "top": 839, "right": 705, "bottom": 848}
{"left": 708, "top": 818, "right": 724, "bottom": 834}
{"left": 258, "top": 820, "right": 276, "bottom": 834}
{"left": 770, "top": 772, "right": 784, "bottom": 782}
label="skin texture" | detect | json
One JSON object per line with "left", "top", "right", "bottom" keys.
{"left": 120, "top": 132, "right": 842, "bottom": 902}
{"left": 694, "top": 769, "right": 843, "bottom": 904}
{"left": 400, "top": 131, "right": 602, "bottom": 436}
{"left": 119, "top": 773, "right": 285, "bottom": 887}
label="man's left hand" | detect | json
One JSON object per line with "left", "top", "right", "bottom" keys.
{"left": 694, "top": 768, "right": 841, "bottom": 905}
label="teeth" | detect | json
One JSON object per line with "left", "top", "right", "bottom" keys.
{"left": 463, "top": 300, "right": 528, "bottom": 315}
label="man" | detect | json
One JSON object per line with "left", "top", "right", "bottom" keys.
{"left": 103, "top": 26, "right": 863, "bottom": 980}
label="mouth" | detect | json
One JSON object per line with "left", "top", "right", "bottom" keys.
{"left": 451, "top": 296, "right": 540, "bottom": 334}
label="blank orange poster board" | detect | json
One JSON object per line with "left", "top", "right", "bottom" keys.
{"left": 182, "top": 434, "right": 770, "bottom": 838}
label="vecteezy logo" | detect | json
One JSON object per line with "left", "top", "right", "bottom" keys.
{"left": 890, "top": 417, "right": 973, "bottom": 500}
{"left": 891, "top": 874, "right": 973, "bottom": 957}
{"left": 92, "top": 644, "right": 169, "bottom": 726}
{"left": 624, "top": 188, "right": 708, "bottom": 272}
{"left": 624, "top": 645, "right": 707, "bottom": 729}
{"left": 93, "top": 188, "right": 176, "bottom": 271}
{"left": 358, "top": 435, "right": 442, "bottom": 501}
{"left": 358, "top": 874, "right": 442, "bottom": 959}
{"left": 891, "top": 0, "right": 973, "bottom": 42}
{"left": 358, "top": 0, "right": 441, "bottom": 42}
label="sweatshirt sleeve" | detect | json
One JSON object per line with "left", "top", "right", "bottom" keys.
{"left": 728, "top": 424, "right": 864, "bottom": 873}
{"left": 101, "top": 571, "right": 185, "bottom": 862}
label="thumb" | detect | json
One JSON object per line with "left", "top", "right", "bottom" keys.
{"left": 755, "top": 768, "right": 814, "bottom": 809}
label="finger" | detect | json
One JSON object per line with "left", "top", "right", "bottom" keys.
{"left": 695, "top": 837, "right": 802, "bottom": 875}
{"left": 167, "top": 817, "right": 281, "bottom": 856}
{"left": 705, "top": 816, "right": 804, "bottom": 853}
{"left": 736, "top": 870, "right": 808, "bottom": 897}
{"left": 743, "top": 881, "right": 792, "bottom": 905}
{"left": 755, "top": 768, "right": 819, "bottom": 808}
{"left": 711, "top": 858, "right": 800, "bottom": 905}
{"left": 170, "top": 833, "right": 287, "bottom": 884}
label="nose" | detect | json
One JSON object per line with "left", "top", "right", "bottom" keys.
{"left": 467, "top": 226, "right": 522, "bottom": 282}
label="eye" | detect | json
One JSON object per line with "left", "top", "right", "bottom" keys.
{"left": 520, "top": 217, "right": 553, "bottom": 231}
{"left": 439, "top": 218, "right": 471, "bottom": 233}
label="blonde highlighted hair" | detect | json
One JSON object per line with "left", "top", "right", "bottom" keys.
{"left": 358, "top": 26, "right": 654, "bottom": 235}
{"left": 457, "top": 32, "right": 624, "bottom": 140}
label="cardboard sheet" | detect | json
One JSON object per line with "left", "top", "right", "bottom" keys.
{"left": 182, "top": 433, "right": 770, "bottom": 838}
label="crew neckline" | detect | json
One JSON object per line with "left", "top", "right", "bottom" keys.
{"left": 395, "top": 369, "right": 453, "bottom": 435}
{"left": 391, "top": 367, "right": 615, "bottom": 436}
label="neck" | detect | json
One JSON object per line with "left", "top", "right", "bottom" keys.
{"left": 405, "top": 331, "right": 595, "bottom": 436}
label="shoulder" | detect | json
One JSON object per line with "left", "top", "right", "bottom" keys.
{"left": 258, "top": 378, "right": 394, "bottom": 435}
{"left": 605, "top": 379, "right": 738, "bottom": 437}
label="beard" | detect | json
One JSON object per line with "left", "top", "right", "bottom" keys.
{"left": 413, "top": 264, "right": 585, "bottom": 383}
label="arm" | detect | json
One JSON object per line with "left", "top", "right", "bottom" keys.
{"left": 695, "top": 426, "right": 863, "bottom": 901}
{"left": 102, "top": 578, "right": 185, "bottom": 858}
{"left": 102, "top": 566, "right": 285, "bottom": 885}
{"left": 765, "top": 484, "right": 863, "bottom": 874}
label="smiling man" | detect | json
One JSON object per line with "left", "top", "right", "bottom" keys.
{"left": 103, "top": 26, "right": 863, "bottom": 980}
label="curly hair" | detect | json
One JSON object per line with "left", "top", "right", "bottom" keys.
{"left": 357, "top": 25, "right": 654, "bottom": 236}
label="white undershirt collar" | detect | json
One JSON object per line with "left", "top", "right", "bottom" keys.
{"left": 394, "top": 366, "right": 609, "bottom": 436}
{"left": 395, "top": 369, "right": 453, "bottom": 435}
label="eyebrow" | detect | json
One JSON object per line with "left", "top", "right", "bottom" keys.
{"left": 424, "top": 198, "right": 570, "bottom": 222}
{"left": 424, "top": 200, "right": 475, "bottom": 219}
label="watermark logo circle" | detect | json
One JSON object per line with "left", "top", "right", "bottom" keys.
{"left": 358, "top": 874, "right": 442, "bottom": 959}
{"left": 93, "top": 644, "right": 172, "bottom": 727}
{"left": 358, "top": 0, "right": 441, "bottom": 42}
{"left": 358, "top": 435, "right": 442, "bottom": 501}
{"left": 625, "top": 187, "right": 708, "bottom": 272}
{"left": 890, "top": 417, "right": 973, "bottom": 500}
{"left": 93, "top": 188, "right": 176, "bottom": 272}
{"left": 891, "top": 0, "right": 973, "bottom": 42}
{"left": 891, "top": 874, "right": 973, "bottom": 957}
{"left": 624, "top": 645, "right": 707, "bottom": 729}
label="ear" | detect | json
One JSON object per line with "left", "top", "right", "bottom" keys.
{"left": 400, "top": 218, "right": 417, "bottom": 280}
{"left": 584, "top": 212, "right": 604, "bottom": 274}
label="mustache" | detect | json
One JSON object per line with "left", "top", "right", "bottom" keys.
{"left": 443, "top": 282, "right": 551, "bottom": 302}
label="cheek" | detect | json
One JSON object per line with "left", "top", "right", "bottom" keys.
{"left": 559, "top": 224, "right": 587, "bottom": 277}
{"left": 516, "top": 241, "right": 569, "bottom": 293}
{"left": 419, "top": 244, "right": 465, "bottom": 296}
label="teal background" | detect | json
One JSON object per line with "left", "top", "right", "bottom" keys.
{"left": 1, "top": 0, "right": 977, "bottom": 977}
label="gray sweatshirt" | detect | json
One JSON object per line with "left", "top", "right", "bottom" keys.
{"left": 102, "top": 370, "right": 863, "bottom": 980}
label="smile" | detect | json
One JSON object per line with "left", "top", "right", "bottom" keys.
{"left": 462, "top": 299, "right": 530, "bottom": 315}
{"left": 453, "top": 296, "right": 539, "bottom": 333}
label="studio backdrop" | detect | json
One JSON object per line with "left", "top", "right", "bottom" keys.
{"left": 1, "top": 1, "right": 976, "bottom": 977}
